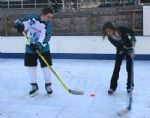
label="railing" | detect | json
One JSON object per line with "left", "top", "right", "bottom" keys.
{"left": 0, "top": 0, "right": 140, "bottom": 9}
{"left": 0, "top": 0, "right": 64, "bottom": 9}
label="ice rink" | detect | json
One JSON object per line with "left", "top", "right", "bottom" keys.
{"left": 0, "top": 58, "right": 150, "bottom": 118}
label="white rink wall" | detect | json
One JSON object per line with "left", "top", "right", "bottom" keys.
{"left": 0, "top": 36, "right": 150, "bottom": 54}
{"left": 143, "top": 6, "right": 150, "bottom": 36}
{"left": 0, "top": 36, "right": 116, "bottom": 54}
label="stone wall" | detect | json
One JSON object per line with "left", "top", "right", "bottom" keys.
{"left": 0, "top": 5, "right": 143, "bottom": 36}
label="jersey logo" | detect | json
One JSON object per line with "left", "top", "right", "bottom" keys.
{"left": 29, "top": 19, "right": 35, "bottom": 25}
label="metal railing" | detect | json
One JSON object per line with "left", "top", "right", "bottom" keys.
{"left": 0, "top": 0, "right": 140, "bottom": 9}
{"left": 0, "top": 0, "right": 63, "bottom": 9}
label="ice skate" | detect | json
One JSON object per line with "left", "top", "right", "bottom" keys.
{"left": 45, "top": 83, "right": 53, "bottom": 95}
{"left": 108, "top": 89, "right": 115, "bottom": 95}
{"left": 29, "top": 83, "right": 39, "bottom": 97}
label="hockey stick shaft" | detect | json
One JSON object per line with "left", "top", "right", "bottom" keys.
{"left": 23, "top": 32, "right": 84, "bottom": 95}
{"left": 127, "top": 55, "right": 134, "bottom": 110}
{"left": 118, "top": 53, "right": 134, "bottom": 116}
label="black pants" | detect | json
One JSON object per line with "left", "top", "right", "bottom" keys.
{"left": 24, "top": 51, "right": 52, "bottom": 67}
{"left": 110, "top": 50, "right": 134, "bottom": 90}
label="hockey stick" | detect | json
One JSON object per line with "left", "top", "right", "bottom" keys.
{"left": 118, "top": 53, "right": 134, "bottom": 116}
{"left": 22, "top": 32, "right": 84, "bottom": 95}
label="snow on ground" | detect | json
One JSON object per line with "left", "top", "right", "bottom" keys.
{"left": 0, "top": 58, "right": 150, "bottom": 118}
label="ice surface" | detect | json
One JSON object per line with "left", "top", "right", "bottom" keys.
{"left": 0, "top": 59, "right": 150, "bottom": 118}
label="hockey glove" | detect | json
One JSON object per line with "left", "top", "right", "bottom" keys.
{"left": 126, "top": 47, "right": 135, "bottom": 58}
{"left": 14, "top": 20, "right": 24, "bottom": 33}
{"left": 29, "top": 42, "right": 42, "bottom": 51}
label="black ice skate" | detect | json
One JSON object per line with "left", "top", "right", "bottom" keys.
{"left": 108, "top": 89, "right": 115, "bottom": 95}
{"left": 127, "top": 88, "right": 133, "bottom": 94}
{"left": 29, "top": 83, "right": 39, "bottom": 97}
{"left": 45, "top": 83, "right": 53, "bottom": 95}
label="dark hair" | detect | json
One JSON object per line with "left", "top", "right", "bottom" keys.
{"left": 102, "top": 21, "right": 115, "bottom": 39}
{"left": 41, "top": 7, "right": 53, "bottom": 15}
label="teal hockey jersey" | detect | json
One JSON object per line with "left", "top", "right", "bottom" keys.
{"left": 16, "top": 14, "right": 52, "bottom": 53}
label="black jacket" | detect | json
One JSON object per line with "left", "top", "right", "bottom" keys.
{"left": 108, "top": 26, "right": 136, "bottom": 51}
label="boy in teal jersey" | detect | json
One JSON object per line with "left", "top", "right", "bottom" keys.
{"left": 14, "top": 7, "right": 54, "bottom": 97}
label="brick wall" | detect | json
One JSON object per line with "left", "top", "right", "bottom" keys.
{"left": 0, "top": 5, "right": 143, "bottom": 36}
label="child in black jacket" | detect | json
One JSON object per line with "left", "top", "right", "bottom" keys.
{"left": 102, "top": 21, "right": 136, "bottom": 95}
